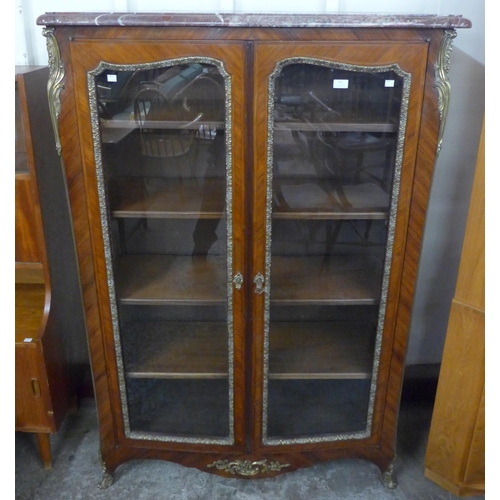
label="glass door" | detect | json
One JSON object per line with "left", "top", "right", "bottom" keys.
{"left": 86, "top": 54, "right": 240, "bottom": 444}
{"left": 253, "top": 43, "right": 427, "bottom": 445}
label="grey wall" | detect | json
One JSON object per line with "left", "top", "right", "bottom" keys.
{"left": 406, "top": 0, "right": 485, "bottom": 364}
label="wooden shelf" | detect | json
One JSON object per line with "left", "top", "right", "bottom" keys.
{"left": 269, "top": 321, "right": 375, "bottom": 379}
{"left": 114, "top": 254, "right": 381, "bottom": 306}
{"left": 274, "top": 121, "right": 397, "bottom": 133}
{"left": 114, "top": 255, "right": 226, "bottom": 305}
{"left": 100, "top": 115, "right": 393, "bottom": 142}
{"left": 273, "top": 180, "right": 390, "bottom": 220}
{"left": 100, "top": 112, "right": 224, "bottom": 131}
{"left": 108, "top": 177, "right": 388, "bottom": 221}
{"left": 110, "top": 177, "right": 225, "bottom": 219}
{"left": 122, "top": 321, "right": 228, "bottom": 378}
{"left": 271, "top": 255, "right": 382, "bottom": 305}
{"left": 99, "top": 107, "right": 225, "bottom": 143}
{"left": 120, "top": 319, "right": 374, "bottom": 380}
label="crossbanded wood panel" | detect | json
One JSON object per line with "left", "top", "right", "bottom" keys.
{"left": 67, "top": 37, "right": 248, "bottom": 457}
{"left": 377, "top": 29, "right": 444, "bottom": 465}
{"left": 251, "top": 40, "right": 428, "bottom": 459}
{"left": 47, "top": 20, "right": 458, "bottom": 479}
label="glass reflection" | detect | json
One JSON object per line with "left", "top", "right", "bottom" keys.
{"left": 267, "top": 63, "right": 404, "bottom": 440}
{"left": 94, "top": 63, "right": 230, "bottom": 439}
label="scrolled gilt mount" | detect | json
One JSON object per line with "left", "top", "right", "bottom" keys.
{"left": 208, "top": 459, "right": 290, "bottom": 476}
{"left": 434, "top": 29, "right": 457, "bottom": 156}
{"left": 42, "top": 27, "right": 65, "bottom": 156}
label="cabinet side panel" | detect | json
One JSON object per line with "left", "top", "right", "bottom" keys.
{"left": 424, "top": 301, "right": 484, "bottom": 488}
{"left": 378, "top": 30, "right": 443, "bottom": 457}
{"left": 51, "top": 28, "right": 120, "bottom": 455}
{"left": 15, "top": 176, "right": 42, "bottom": 264}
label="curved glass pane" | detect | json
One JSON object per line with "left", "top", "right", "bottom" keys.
{"left": 91, "top": 61, "right": 232, "bottom": 443}
{"left": 265, "top": 61, "right": 408, "bottom": 443}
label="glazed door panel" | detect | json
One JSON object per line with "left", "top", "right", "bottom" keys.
{"left": 70, "top": 41, "right": 247, "bottom": 446}
{"left": 252, "top": 42, "right": 428, "bottom": 446}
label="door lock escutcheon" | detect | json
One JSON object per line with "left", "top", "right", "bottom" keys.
{"left": 254, "top": 273, "right": 265, "bottom": 294}
{"left": 233, "top": 272, "right": 244, "bottom": 290}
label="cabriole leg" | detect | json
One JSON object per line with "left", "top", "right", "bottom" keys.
{"left": 98, "top": 454, "right": 114, "bottom": 489}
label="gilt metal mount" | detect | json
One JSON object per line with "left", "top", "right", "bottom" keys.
{"left": 381, "top": 458, "right": 398, "bottom": 489}
{"left": 98, "top": 454, "right": 114, "bottom": 489}
{"left": 42, "top": 27, "right": 65, "bottom": 156}
{"left": 208, "top": 459, "right": 290, "bottom": 476}
{"left": 253, "top": 273, "right": 265, "bottom": 294}
{"left": 233, "top": 272, "right": 244, "bottom": 290}
{"left": 434, "top": 29, "right": 457, "bottom": 156}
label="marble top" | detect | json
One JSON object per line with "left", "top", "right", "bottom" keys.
{"left": 36, "top": 12, "right": 472, "bottom": 29}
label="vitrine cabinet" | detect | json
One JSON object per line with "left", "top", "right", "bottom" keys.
{"left": 36, "top": 12, "right": 470, "bottom": 487}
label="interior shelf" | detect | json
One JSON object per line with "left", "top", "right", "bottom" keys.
{"left": 273, "top": 180, "right": 390, "bottom": 220}
{"left": 274, "top": 121, "right": 397, "bottom": 133}
{"left": 270, "top": 255, "right": 382, "bottom": 305}
{"left": 122, "top": 321, "right": 228, "bottom": 378}
{"left": 101, "top": 115, "right": 393, "bottom": 133}
{"left": 99, "top": 109, "right": 225, "bottom": 143}
{"left": 108, "top": 177, "right": 389, "bottom": 220}
{"left": 109, "top": 177, "right": 225, "bottom": 219}
{"left": 120, "top": 319, "right": 374, "bottom": 380}
{"left": 269, "top": 321, "right": 375, "bottom": 379}
{"left": 100, "top": 111, "right": 225, "bottom": 130}
{"left": 113, "top": 254, "right": 381, "bottom": 305}
{"left": 100, "top": 115, "right": 395, "bottom": 143}
{"left": 114, "top": 255, "right": 227, "bottom": 305}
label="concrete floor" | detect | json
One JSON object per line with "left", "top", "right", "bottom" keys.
{"left": 15, "top": 394, "right": 485, "bottom": 500}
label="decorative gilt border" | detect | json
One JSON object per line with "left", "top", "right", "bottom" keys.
{"left": 262, "top": 58, "right": 411, "bottom": 445}
{"left": 208, "top": 459, "right": 290, "bottom": 476}
{"left": 42, "top": 27, "right": 65, "bottom": 156}
{"left": 434, "top": 29, "right": 457, "bottom": 156}
{"left": 87, "top": 57, "right": 234, "bottom": 446}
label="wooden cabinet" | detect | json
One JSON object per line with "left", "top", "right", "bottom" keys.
{"left": 15, "top": 66, "right": 88, "bottom": 469}
{"left": 15, "top": 67, "right": 47, "bottom": 282}
{"left": 36, "top": 12, "right": 471, "bottom": 487}
{"left": 424, "top": 120, "right": 485, "bottom": 496}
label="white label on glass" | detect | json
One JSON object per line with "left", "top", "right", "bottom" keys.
{"left": 385, "top": 79, "right": 395, "bottom": 88}
{"left": 23, "top": 338, "right": 33, "bottom": 343}
{"left": 333, "top": 79, "right": 349, "bottom": 89}
{"left": 107, "top": 74, "right": 118, "bottom": 82}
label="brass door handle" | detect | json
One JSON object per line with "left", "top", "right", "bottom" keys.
{"left": 31, "top": 378, "right": 41, "bottom": 398}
